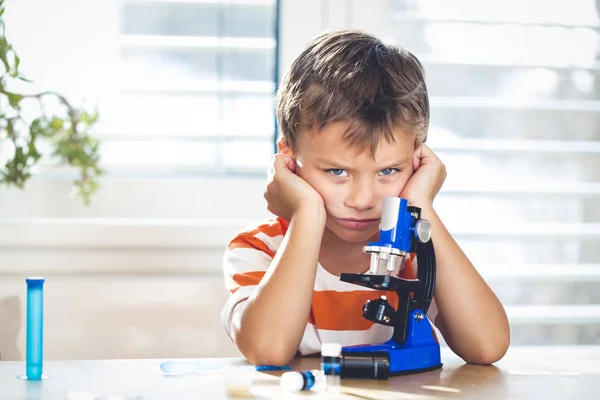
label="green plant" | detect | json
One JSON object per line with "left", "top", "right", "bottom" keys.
{"left": 0, "top": 0, "right": 102, "bottom": 205}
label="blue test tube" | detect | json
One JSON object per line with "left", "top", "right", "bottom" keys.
{"left": 22, "top": 277, "right": 45, "bottom": 380}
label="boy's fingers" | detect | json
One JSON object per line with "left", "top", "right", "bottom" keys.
{"left": 414, "top": 144, "right": 440, "bottom": 166}
{"left": 273, "top": 154, "right": 296, "bottom": 174}
{"left": 267, "top": 155, "right": 277, "bottom": 179}
{"left": 286, "top": 156, "right": 297, "bottom": 173}
{"left": 412, "top": 146, "right": 422, "bottom": 171}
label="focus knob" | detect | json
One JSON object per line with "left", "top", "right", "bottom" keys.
{"left": 414, "top": 219, "right": 432, "bottom": 243}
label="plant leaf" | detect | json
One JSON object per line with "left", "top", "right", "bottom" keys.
{"left": 6, "top": 92, "right": 22, "bottom": 109}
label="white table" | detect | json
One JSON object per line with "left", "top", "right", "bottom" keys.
{"left": 1, "top": 346, "right": 599, "bottom": 399}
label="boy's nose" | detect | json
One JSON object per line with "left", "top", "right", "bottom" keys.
{"left": 344, "top": 183, "right": 377, "bottom": 211}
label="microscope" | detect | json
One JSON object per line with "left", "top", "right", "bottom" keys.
{"left": 339, "top": 197, "right": 442, "bottom": 378}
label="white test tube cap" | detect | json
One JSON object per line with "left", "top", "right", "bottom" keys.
{"left": 280, "top": 371, "right": 305, "bottom": 392}
{"left": 321, "top": 342, "right": 342, "bottom": 357}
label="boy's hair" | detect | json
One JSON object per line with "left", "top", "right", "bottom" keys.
{"left": 275, "top": 29, "right": 429, "bottom": 153}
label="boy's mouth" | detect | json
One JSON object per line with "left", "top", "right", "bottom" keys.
{"left": 334, "top": 218, "right": 380, "bottom": 230}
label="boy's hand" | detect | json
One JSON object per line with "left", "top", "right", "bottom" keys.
{"left": 264, "top": 154, "right": 325, "bottom": 221}
{"left": 400, "top": 144, "right": 447, "bottom": 209}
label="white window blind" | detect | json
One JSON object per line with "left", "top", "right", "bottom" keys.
{"left": 389, "top": 0, "right": 600, "bottom": 345}
{"left": 5, "top": 0, "right": 278, "bottom": 178}
{"left": 102, "top": 0, "right": 278, "bottom": 176}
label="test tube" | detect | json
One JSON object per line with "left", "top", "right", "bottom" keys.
{"left": 19, "top": 277, "right": 46, "bottom": 380}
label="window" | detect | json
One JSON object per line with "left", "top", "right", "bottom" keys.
{"left": 2, "top": 0, "right": 279, "bottom": 219}
{"left": 105, "top": 0, "right": 278, "bottom": 175}
{"left": 389, "top": 0, "right": 600, "bottom": 345}
{"left": 4, "top": 0, "right": 278, "bottom": 179}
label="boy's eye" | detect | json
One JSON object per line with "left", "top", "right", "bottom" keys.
{"left": 327, "top": 169, "right": 348, "bottom": 177}
{"left": 380, "top": 168, "right": 399, "bottom": 176}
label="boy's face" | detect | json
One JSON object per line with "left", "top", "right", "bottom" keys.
{"left": 283, "top": 121, "right": 416, "bottom": 244}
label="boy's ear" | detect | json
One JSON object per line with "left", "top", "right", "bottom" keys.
{"left": 277, "top": 139, "right": 294, "bottom": 157}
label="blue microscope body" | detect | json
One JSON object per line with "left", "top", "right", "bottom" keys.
{"left": 340, "top": 198, "right": 442, "bottom": 375}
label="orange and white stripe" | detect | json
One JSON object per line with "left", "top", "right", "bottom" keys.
{"left": 221, "top": 217, "right": 438, "bottom": 355}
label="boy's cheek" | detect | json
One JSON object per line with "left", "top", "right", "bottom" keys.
{"left": 392, "top": 177, "right": 412, "bottom": 197}
{"left": 314, "top": 187, "right": 336, "bottom": 208}
{"left": 312, "top": 184, "right": 343, "bottom": 213}
{"left": 295, "top": 168, "right": 323, "bottom": 191}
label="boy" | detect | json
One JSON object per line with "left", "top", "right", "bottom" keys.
{"left": 221, "top": 29, "right": 510, "bottom": 366}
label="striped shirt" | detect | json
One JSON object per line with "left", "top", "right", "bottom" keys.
{"left": 221, "top": 216, "right": 439, "bottom": 355}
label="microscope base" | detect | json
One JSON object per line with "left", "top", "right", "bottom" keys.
{"left": 342, "top": 309, "right": 442, "bottom": 375}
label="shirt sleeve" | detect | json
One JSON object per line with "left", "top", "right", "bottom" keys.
{"left": 220, "top": 226, "right": 283, "bottom": 340}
